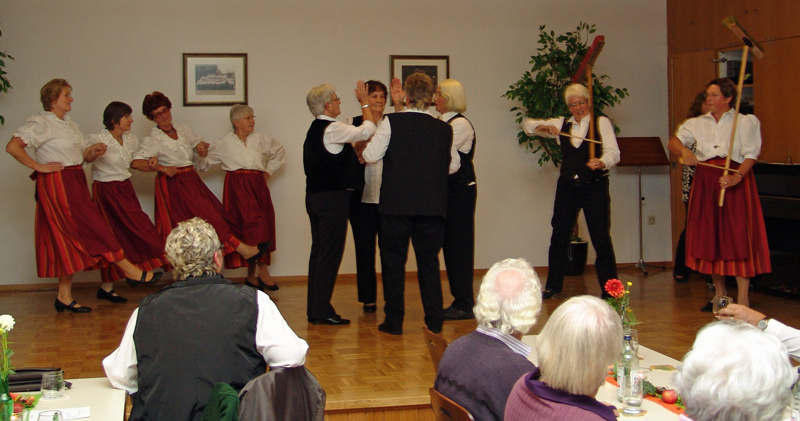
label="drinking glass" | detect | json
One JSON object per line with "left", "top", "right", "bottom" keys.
{"left": 622, "top": 367, "right": 651, "bottom": 415}
{"left": 37, "top": 410, "right": 64, "bottom": 421}
{"left": 712, "top": 296, "right": 732, "bottom": 316}
{"left": 40, "top": 371, "right": 65, "bottom": 399}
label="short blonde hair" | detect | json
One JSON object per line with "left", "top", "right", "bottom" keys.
{"left": 165, "top": 218, "right": 221, "bottom": 280}
{"left": 473, "top": 258, "right": 542, "bottom": 336}
{"left": 563, "top": 83, "right": 590, "bottom": 103}
{"left": 40, "top": 79, "right": 71, "bottom": 111}
{"left": 537, "top": 296, "right": 622, "bottom": 396}
{"left": 438, "top": 79, "right": 467, "bottom": 113}
{"left": 230, "top": 104, "right": 254, "bottom": 129}
{"left": 404, "top": 73, "right": 434, "bottom": 110}
{"left": 306, "top": 84, "right": 336, "bottom": 117}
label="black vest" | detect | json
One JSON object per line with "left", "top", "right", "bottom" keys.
{"left": 559, "top": 117, "right": 607, "bottom": 182}
{"left": 303, "top": 118, "right": 358, "bottom": 193}
{"left": 351, "top": 115, "right": 367, "bottom": 192}
{"left": 379, "top": 112, "right": 452, "bottom": 216}
{"left": 446, "top": 114, "right": 477, "bottom": 186}
{"left": 131, "top": 275, "right": 266, "bottom": 421}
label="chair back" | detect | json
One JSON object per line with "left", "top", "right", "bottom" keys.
{"left": 422, "top": 327, "right": 449, "bottom": 372}
{"left": 238, "top": 366, "right": 326, "bottom": 421}
{"left": 429, "top": 388, "right": 474, "bottom": 421}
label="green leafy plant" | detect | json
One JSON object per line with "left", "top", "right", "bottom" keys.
{"left": 0, "top": 24, "right": 14, "bottom": 126}
{"left": 503, "top": 22, "right": 629, "bottom": 166}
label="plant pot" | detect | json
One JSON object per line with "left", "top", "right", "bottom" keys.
{"left": 564, "top": 241, "right": 588, "bottom": 276}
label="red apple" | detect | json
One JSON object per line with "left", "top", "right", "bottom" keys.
{"left": 661, "top": 389, "right": 678, "bottom": 404}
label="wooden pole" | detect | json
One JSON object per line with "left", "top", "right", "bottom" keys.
{"left": 718, "top": 45, "right": 749, "bottom": 207}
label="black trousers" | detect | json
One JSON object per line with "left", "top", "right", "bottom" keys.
{"left": 442, "top": 181, "right": 477, "bottom": 312}
{"left": 379, "top": 214, "right": 445, "bottom": 331}
{"left": 546, "top": 176, "right": 617, "bottom": 293}
{"left": 349, "top": 194, "right": 379, "bottom": 304}
{"left": 305, "top": 190, "right": 351, "bottom": 318}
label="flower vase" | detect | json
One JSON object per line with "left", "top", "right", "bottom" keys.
{"left": 0, "top": 376, "right": 11, "bottom": 421}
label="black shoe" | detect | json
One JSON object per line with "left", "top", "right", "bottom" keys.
{"left": 308, "top": 315, "right": 350, "bottom": 325}
{"left": 443, "top": 307, "right": 475, "bottom": 321}
{"left": 542, "top": 288, "right": 561, "bottom": 299}
{"left": 55, "top": 299, "right": 91, "bottom": 313}
{"left": 96, "top": 288, "right": 127, "bottom": 303}
{"left": 126, "top": 271, "right": 163, "bottom": 287}
{"left": 244, "top": 279, "right": 261, "bottom": 291}
{"left": 259, "top": 278, "right": 279, "bottom": 291}
{"left": 428, "top": 326, "right": 442, "bottom": 334}
{"left": 673, "top": 273, "right": 690, "bottom": 283}
{"left": 363, "top": 304, "right": 377, "bottom": 313}
{"left": 700, "top": 301, "right": 713, "bottom": 312}
{"left": 246, "top": 242, "right": 270, "bottom": 264}
{"left": 378, "top": 322, "right": 403, "bottom": 335}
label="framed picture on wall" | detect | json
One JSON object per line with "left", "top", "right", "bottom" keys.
{"left": 183, "top": 53, "right": 248, "bottom": 106}
{"left": 390, "top": 55, "right": 450, "bottom": 87}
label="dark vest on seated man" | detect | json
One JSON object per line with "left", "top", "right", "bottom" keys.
{"left": 130, "top": 275, "right": 266, "bottom": 421}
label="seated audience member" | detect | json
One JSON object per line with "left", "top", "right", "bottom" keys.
{"left": 103, "top": 218, "right": 308, "bottom": 421}
{"left": 505, "top": 296, "right": 622, "bottom": 421}
{"left": 434, "top": 258, "right": 542, "bottom": 421}
{"left": 718, "top": 303, "right": 800, "bottom": 361}
{"left": 674, "top": 321, "right": 794, "bottom": 421}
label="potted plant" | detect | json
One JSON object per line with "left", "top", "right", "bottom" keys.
{"left": 504, "top": 22, "right": 628, "bottom": 276}
{"left": 0, "top": 24, "right": 14, "bottom": 126}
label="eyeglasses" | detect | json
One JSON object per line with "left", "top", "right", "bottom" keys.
{"left": 705, "top": 92, "right": 723, "bottom": 98}
{"left": 331, "top": 96, "right": 341, "bottom": 103}
{"left": 567, "top": 99, "right": 588, "bottom": 108}
{"left": 152, "top": 108, "right": 171, "bottom": 119}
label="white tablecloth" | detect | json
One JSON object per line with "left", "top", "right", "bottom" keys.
{"left": 29, "top": 377, "right": 126, "bottom": 420}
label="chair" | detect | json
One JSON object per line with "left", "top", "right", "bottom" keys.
{"left": 237, "top": 366, "right": 326, "bottom": 421}
{"left": 422, "top": 327, "right": 449, "bottom": 372}
{"left": 429, "top": 388, "right": 474, "bottom": 421}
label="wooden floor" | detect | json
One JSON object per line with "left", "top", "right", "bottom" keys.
{"left": 2, "top": 265, "right": 799, "bottom": 419}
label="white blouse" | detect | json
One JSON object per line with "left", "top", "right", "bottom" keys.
{"left": 86, "top": 129, "right": 139, "bottom": 182}
{"left": 14, "top": 112, "right": 86, "bottom": 166}
{"left": 207, "top": 131, "right": 286, "bottom": 174}
{"left": 675, "top": 109, "right": 761, "bottom": 163}
{"left": 133, "top": 124, "right": 208, "bottom": 170}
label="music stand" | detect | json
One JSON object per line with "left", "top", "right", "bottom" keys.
{"left": 617, "top": 137, "right": 670, "bottom": 275}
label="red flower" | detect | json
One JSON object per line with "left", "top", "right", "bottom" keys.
{"left": 604, "top": 279, "right": 625, "bottom": 299}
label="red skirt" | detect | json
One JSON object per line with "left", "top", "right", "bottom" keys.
{"left": 153, "top": 167, "right": 242, "bottom": 254}
{"left": 93, "top": 179, "right": 170, "bottom": 283}
{"left": 686, "top": 158, "right": 771, "bottom": 277}
{"left": 33, "top": 166, "right": 124, "bottom": 277}
{"left": 223, "top": 170, "right": 276, "bottom": 269}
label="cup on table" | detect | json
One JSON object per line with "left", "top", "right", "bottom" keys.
{"left": 40, "top": 370, "right": 65, "bottom": 399}
{"left": 622, "top": 367, "right": 651, "bottom": 415}
{"left": 712, "top": 296, "right": 732, "bottom": 316}
{"left": 37, "top": 410, "right": 64, "bottom": 421}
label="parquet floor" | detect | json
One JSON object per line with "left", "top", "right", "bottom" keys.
{"left": 1, "top": 265, "right": 798, "bottom": 415}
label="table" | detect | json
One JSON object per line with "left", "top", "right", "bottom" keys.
{"left": 30, "top": 378, "right": 126, "bottom": 420}
{"left": 522, "top": 335, "right": 681, "bottom": 420}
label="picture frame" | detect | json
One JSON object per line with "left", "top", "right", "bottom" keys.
{"left": 390, "top": 55, "right": 450, "bottom": 87}
{"left": 183, "top": 53, "right": 248, "bottom": 106}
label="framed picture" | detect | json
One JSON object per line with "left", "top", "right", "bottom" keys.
{"left": 183, "top": 53, "right": 247, "bottom": 106}
{"left": 390, "top": 55, "right": 449, "bottom": 87}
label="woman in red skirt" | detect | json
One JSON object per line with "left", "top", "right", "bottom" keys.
{"left": 668, "top": 78, "right": 771, "bottom": 309}
{"left": 131, "top": 92, "right": 266, "bottom": 263}
{"left": 207, "top": 105, "right": 284, "bottom": 291}
{"left": 87, "top": 101, "right": 170, "bottom": 302}
{"left": 5, "top": 79, "right": 161, "bottom": 313}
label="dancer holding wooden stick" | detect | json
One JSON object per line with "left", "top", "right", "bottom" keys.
{"left": 668, "top": 78, "right": 771, "bottom": 309}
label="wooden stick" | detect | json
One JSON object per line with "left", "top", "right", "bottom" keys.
{"left": 587, "top": 64, "right": 596, "bottom": 158}
{"left": 557, "top": 131, "right": 602, "bottom": 144}
{"left": 678, "top": 157, "right": 742, "bottom": 174}
{"left": 719, "top": 45, "right": 749, "bottom": 207}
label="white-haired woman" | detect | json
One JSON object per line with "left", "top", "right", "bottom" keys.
{"left": 435, "top": 79, "right": 478, "bottom": 321}
{"left": 505, "top": 295, "right": 622, "bottom": 420}
{"left": 522, "top": 84, "right": 620, "bottom": 300}
{"left": 674, "top": 321, "right": 794, "bottom": 421}
{"left": 207, "top": 104, "right": 285, "bottom": 291}
{"left": 435, "top": 258, "right": 542, "bottom": 421}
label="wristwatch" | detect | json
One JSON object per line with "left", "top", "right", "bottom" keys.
{"left": 757, "top": 318, "right": 769, "bottom": 331}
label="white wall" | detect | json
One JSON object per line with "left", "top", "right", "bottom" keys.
{"left": 0, "top": 0, "right": 670, "bottom": 285}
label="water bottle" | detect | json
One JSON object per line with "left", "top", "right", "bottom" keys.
{"left": 617, "top": 333, "right": 639, "bottom": 403}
